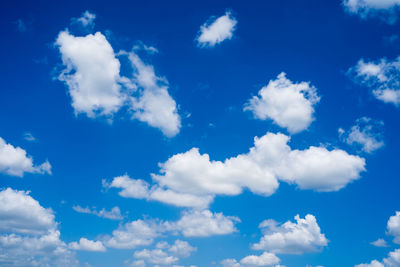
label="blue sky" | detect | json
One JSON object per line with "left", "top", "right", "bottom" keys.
{"left": 1, "top": 0, "right": 400, "bottom": 266}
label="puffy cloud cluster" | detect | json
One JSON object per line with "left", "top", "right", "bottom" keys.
{"left": 103, "top": 209, "right": 238, "bottom": 250}
{"left": 196, "top": 11, "right": 237, "bottom": 47}
{"left": 72, "top": 10, "right": 96, "bottom": 29}
{"left": 55, "top": 28, "right": 181, "bottom": 137}
{"left": 73, "top": 205, "right": 123, "bottom": 220}
{"left": 348, "top": 57, "right": 400, "bottom": 106}
{"left": 339, "top": 117, "right": 384, "bottom": 153}
{"left": 355, "top": 249, "right": 400, "bottom": 267}
{"left": 0, "top": 137, "right": 51, "bottom": 177}
{"left": 388, "top": 211, "right": 400, "bottom": 244}
{"left": 221, "top": 252, "right": 281, "bottom": 267}
{"left": 127, "top": 51, "right": 181, "bottom": 137}
{"left": 106, "top": 132, "right": 365, "bottom": 208}
{"left": 104, "top": 219, "right": 159, "bottom": 249}
{"left": 69, "top": 237, "right": 106, "bottom": 252}
{"left": 343, "top": 0, "right": 400, "bottom": 23}
{"left": 129, "top": 240, "right": 196, "bottom": 266}
{"left": 252, "top": 214, "right": 328, "bottom": 254}
{"left": 165, "top": 209, "right": 240, "bottom": 237}
{"left": 244, "top": 73, "right": 320, "bottom": 134}
{"left": 0, "top": 188, "right": 78, "bottom": 266}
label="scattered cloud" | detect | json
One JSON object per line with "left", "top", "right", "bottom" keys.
{"left": 252, "top": 214, "right": 328, "bottom": 254}
{"left": 355, "top": 249, "right": 400, "bottom": 267}
{"left": 23, "top": 132, "right": 36, "bottom": 142}
{"left": 0, "top": 137, "right": 51, "bottom": 177}
{"left": 0, "top": 188, "right": 77, "bottom": 266}
{"left": 72, "top": 205, "right": 123, "bottom": 220}
{"left": 222, "top": 252, "right": 280, "bottom": 267}
{"left": 348, "top": 56, "right": 400, "bottom": 106}
{"left": 72, "top": 10, "right": 96, "bottom": 29}
{"left": 129, "top": 240, "right": 196, "bottom": 266}
{"left": 15, "top": 19, "right": 28, "bottom": 32}
{"left": 196, "top": 11, "right": 237, "bottom": 47}
{"left": 387, "top": 211, "right": 400, "bottom": 244}
{"left": 370, "top": 238, "right": 388, "bottom": 247}
{"left": 343, "top": 0, "right": 400, "bottom": 23}
{"left": 244, "top": 73, "right": 320, "bottom": 134}
{"left": 69, "top": 238, "right": 106, "bottom": 252}
{"left": 339, "top": 117, "right": 384, "bottom": 153}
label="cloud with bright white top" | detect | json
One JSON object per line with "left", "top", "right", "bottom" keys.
{"left": 196, "top": 11, "right": 237, "bottom": 47}
{"left": 244, "top": 73, "right": 320, "bottom": 134}
{"left": 0, "top": 137, "right": 51, "bottom": 177}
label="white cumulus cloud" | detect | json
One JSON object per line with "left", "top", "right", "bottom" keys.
{"left": 370, "top": 238, "right": 388, "bottom": 247}
{"left": 104, "top": 219, "right": 159, "bottom": 249}
{"left": 343, "top": 0, "right": 400, "bottom": 23}
{"left": 56, "top": 31, "right": 126, "bottom": 118}
{"left": 348, "top": 57, "right": 400, "bottom": 106}
{"left": 196, "top": 11, "right": 237, "bottom": 47}
{"left": 0, "top": 188, "right": 77, "bottom": 266}
{"left": 221, "top": 252, "right": 280, "bottom": 267}
{"left": 127, "top": 51, "right": 181, "bottom": 137}
{"left": 55, "top": 18, "right": 181, "bottom": 137}
{"left": 388, "top": 211, "right": 400, "bottom": 244}
{"left": 252, "top": 214, "right": 328, "bottom": 254}
{"left": 107, "top": 132, "right": 365, "bottom": 208}
{"left": 244, "top": 73, "right": 320, "bottom": 134}
{"left": 339, "top": 117, "right": 384, "bottom": 153}
{"left": 0, "top": 137, "right": 51, "bottom": 177}
{"left": 69, "top": 238, "right": 106, "bottom": 252}
{"left": 131, "top": 240, "right": 196, "bottom": 266}
{"left": 355, "top": 249, "right": 400, "bottom": 267}
{"left": 165, "top": 209, "right": 240, "bottom": 237}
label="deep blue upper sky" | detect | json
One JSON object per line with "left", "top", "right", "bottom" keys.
{"left": 1, "top": 0, "right": 400, "bottom": 266}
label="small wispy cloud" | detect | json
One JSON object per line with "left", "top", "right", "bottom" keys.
{"left": 72, "top": 205, "right": 123, "bottom": 220}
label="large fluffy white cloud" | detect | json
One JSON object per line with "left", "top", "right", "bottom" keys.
{"left": 68, "top": 238, "right": 106, "bottom": 252}
{"left": 56, "top": 31, "right": 126, "bottom": 118}
{"left": 196, "top": 11, "right": 237, "bottom": 47}
{"left": 0, "top": 188, "right": 56, "bottom": 235}
{"left": 252, "top": 214, "right": 328, "bottom": 254}
{"left": 348, "top": 57, "right": 400, "bottom": 106}
{"left": 0, "top": 137, "right": 51, "bottom": 177}
{"left": 55, "top": 21, "right": 181, "bottom": 137}
{"left": 244, "top": 73, "right": 320, "bottom": 134}
{"left": 0, "top": 188, "right": 77, "bottom": 266}
{"left": 343, "top": 0, "right": 400, "bottom": 23}
{"left": 387, "top": 211, "right": 400, "bottom": 244}
{"left": 107, "top": 132, "right": 365, "bottom": 208}
{"left": 339, "top": 117, "right": 384, "bottom": 153}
